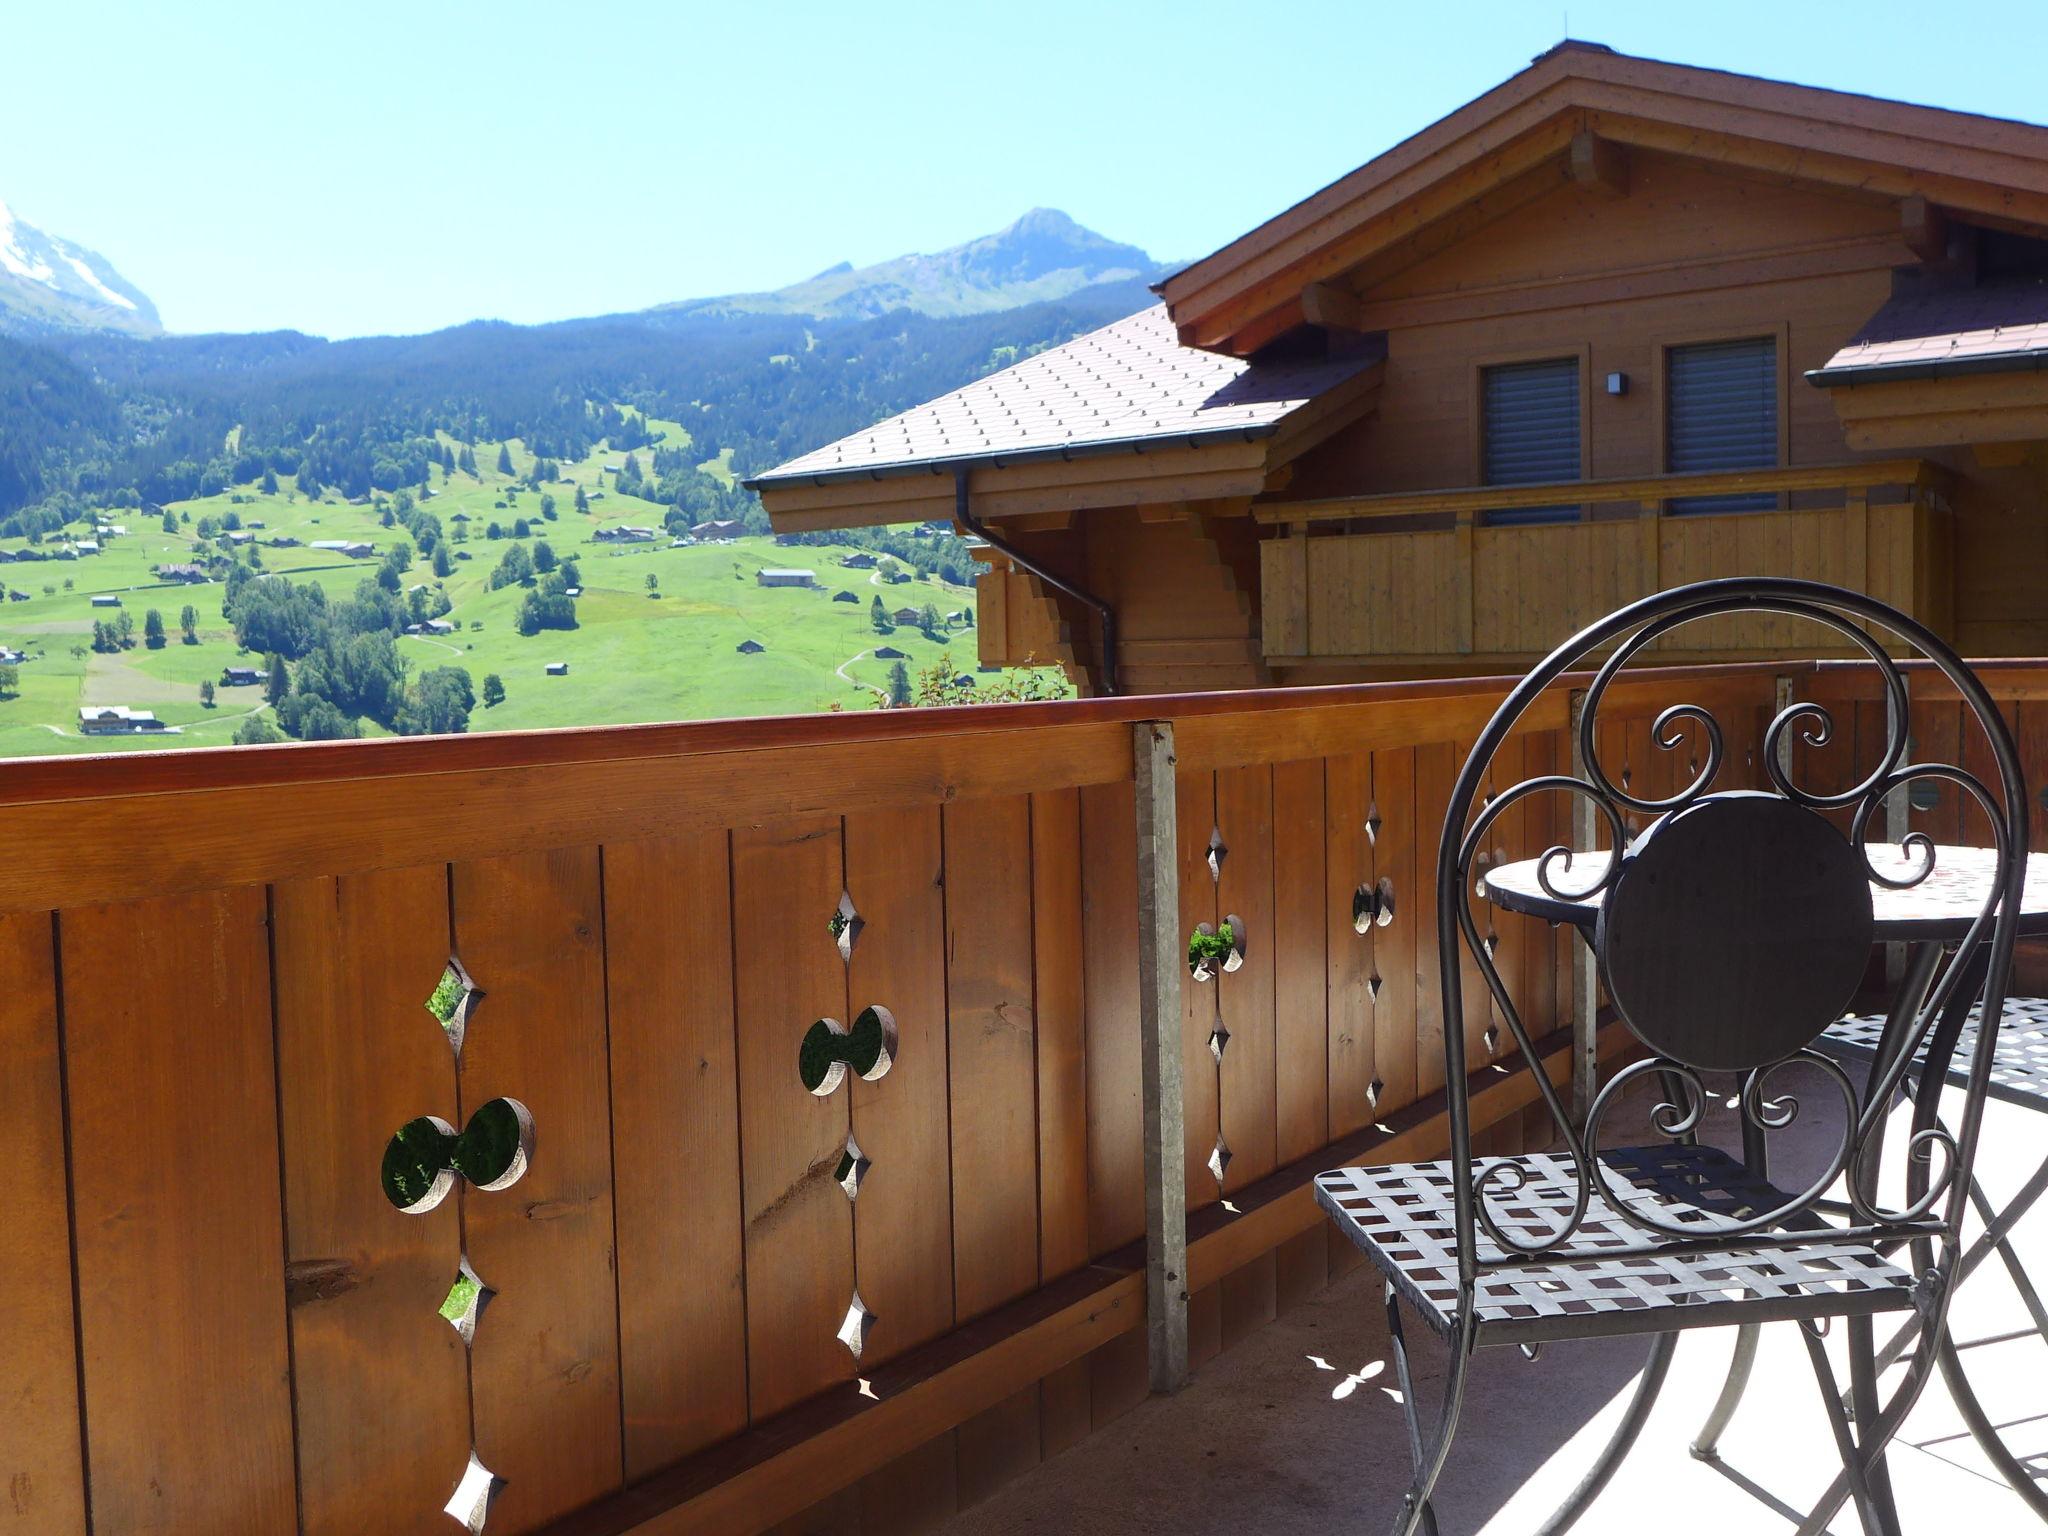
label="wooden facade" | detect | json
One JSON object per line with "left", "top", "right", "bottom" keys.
{"left": 758, "top": 47, "right": 2048, "bottom": 694}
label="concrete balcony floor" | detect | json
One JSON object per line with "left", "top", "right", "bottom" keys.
{"left": 944, "top": 1087, "right": 2046, "bottom": 1534}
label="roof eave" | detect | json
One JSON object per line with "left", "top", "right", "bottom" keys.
{"left": 1806, "top": 350, "right": 2048, "bottom": 387}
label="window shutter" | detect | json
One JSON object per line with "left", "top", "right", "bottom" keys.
{"left": 1666, "top": 337, "right": 1777, "bottom": 513}
{"left": 1482, "top": 358, "right": 1580, "bottom": 525}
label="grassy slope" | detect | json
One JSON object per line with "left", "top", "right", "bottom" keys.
{"left": 0, "top": 423, "right": 1009, "bottom": 756}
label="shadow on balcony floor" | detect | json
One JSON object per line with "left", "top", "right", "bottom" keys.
{"left": 943, "top": 1090, "right": 2046, "bottom": 1534}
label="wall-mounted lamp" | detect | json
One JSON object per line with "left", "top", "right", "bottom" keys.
{"left": 1605, "top": 371, "right": 1630, "bottom": 396}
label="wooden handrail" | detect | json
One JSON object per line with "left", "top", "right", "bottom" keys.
{"left": 1254, "top": 458, "right": 1949, "bottom": 525}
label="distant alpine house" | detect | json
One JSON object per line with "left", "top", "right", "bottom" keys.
{"left": 752, "top": 43, "right": 2048, "bottom": 695}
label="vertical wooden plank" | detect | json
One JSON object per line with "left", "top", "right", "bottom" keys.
{"left": 1178, "top": 768, "right": 1219, "bottom": 1207}
{"left": 1216, "top": 764, "right": 1277, "bottom": 1189}
{"left": 1031, "top": 789, "right": 1089, "bottom": 1284}
{"left": 1375, "top": 746, "right": 1421, "bottom": 1111}
{"left": 454, "top": 848, "right": 622, "bottom": 1533}
{"left": 955, "top": 1388, "right": 1041, "bottom": 1510}
{"left": 1039, "top": 1358, "right": 1093, "bottom": 1459}
{"left": 1518, "top": 732, "right": 1559, "bottom": 1042}
{"left": 1324, "top": 752, "right": 1372, "bottom": 1138}
{"left": 1272, "top": 758, "right": 1328, "bottom": 1164}
{"left": 1479, "top": 735, "right": 1525, "bottom": 1064}
{"left": 940, "top": 796, "right": 1037, "bottom": 1322}
{"left": 0, "top": 911, "right": 85, "bottom": 1536}
{"left": 275, "top": 866, "right": 469, "bottom": 1536}
{"left": 1088, "top": 1329, "right": 1149, "bottom": 1431}
{"left": 603, "top": 834, "right": 747, "bottom": 1476}
{"left": 1911, "top": 701, "right": 1966, "bottom": 848}
{"left": 1081, "top": 780, "right": 1141, "bottom": 1255}
{"left": 1219, "top": 1252, "right": 1278, "bottom": 1351}
{"left": 858, "top": 1435, "right": 957, "bottom": 1536}
{"left": 1187, "top": 1282, "right": 1223, "bottom": 1369}
{"left": 1275, "top": 1227, "right": 1330, "bottom": 1316}
{"left": 846, "top": 807, "right": 954, "bottom": 1362}
{"left": 731, "top": 818, "right": 854, "bottom": 1417}
{"left": 63, "top": 888, "right": 295, "bottom": 1536}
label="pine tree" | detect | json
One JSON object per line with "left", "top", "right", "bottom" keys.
{"left": 886, "top": 660, "right": 911, "bottom": 707}
{"left": 264, "top": 652, "right": 289, "bottom": 707}
{"left": 180, "top": 604, "right": 199, "bottom": 644}
{"left": 870, "top": 594, "right": 892, "bottom": 634}
{"left": 573, "top": 484, "right": 590, "bottom": 514}
{"left": 143, "top": 608, "right": 166, "bottom": 649}
{"left": 495, "top": 443, "right": 514, "bottom": 476}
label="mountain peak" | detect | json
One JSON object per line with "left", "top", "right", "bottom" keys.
{"left": 0, "top": 200, "right": 160, "bottom": 338}
{"left": 660, "top": 210, "right": 1166, "bottom": 322}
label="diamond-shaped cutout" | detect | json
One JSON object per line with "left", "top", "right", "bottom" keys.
{"left": 1208, "top": 1021, "right": 1231, "bottom": 1063}
{"left": 440, "top": 1257, "right": 494, "bottom": 1345}
{"left": 837, "top": 1290, "right": 875, "bottom": 1360}
{"left": 1365, "top": 801, "right": 1382, "bottom": 847}
{"left": 1483, "top": 929, "right": 1500, "bottom": 959}
{"left": 1206, "top": 826, "right": 1228, "bottom": 882}
{"left": 1483, "top": 1024, "right": 1501, "bottom": 1058}
{"left": 1366, "top": 1078, "right": 1384, "bottom": 1111}
{"left": 1621, "top": 764, "right": 1634, "bottom": 791}
{"left": 425, "top": 958, "right": 480, "bottom": 1054}
{"left": 835, "top": 1133, "right": 870, "bottom": 1201}
{"left": 829, "top": 890, "right": 863, "bottom": 963}
{"left": 1367, "top": 972, "right": 1383, "bottom": 1002}
{"left": 443, "top": 1451, "right": 505, "bottom": 1534}
{"left": 1208, "top": 1134, "right": 1232, "bottom": 1186}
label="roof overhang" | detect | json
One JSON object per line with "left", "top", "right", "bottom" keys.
{"left": 1809, "top": 364, "right": 2048, "bottom": 451}
{"left": 1160, "top": 42, "right": 2048, "bottom": 356}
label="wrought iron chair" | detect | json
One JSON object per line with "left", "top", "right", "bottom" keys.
{"left": 1315, "top": 578, "right": 2029, "bottom": 1536}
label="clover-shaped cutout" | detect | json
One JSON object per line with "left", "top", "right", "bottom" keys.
{"left": 837, "top": 1290, "right": 875, "bottom": 1361}
{"left": 1206, "top": 826, "right": 1228, "bottom": 882}
{"left": 798, "top": 1005, "right": 898, "bottom": 1096}
{"left": 382, "top": 1097, "right": 535, "bottom": 1213}
{"left": 439, "top": 1257, "right": 494, "bottom": 1344}
{"left": 829, "top": 890, "right": 863, "bottom": 962}
{"left": 1352, "top": 877, "right": 1396, "bottom": 934}
{"left": 425, "top": 958, "right": 481, "bottom": 1053}
{"left": 444, "top": 1450, "right": 505, "bottom": 1535}
{"left": 1187, "top": 916, "right": 1245, "bottom": 982}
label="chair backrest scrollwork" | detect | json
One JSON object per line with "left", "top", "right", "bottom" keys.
{"left": 1438, "top": 578, "right": 2028, "bottom": 1288}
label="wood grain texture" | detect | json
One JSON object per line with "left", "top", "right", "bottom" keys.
{"left": 603, "top": 834, "right": 748, "bottom": 1475}
{"left": 939, "top": 797, "right": 1040, "bottom": 1321}
{"left": 1324, "top": 752, "right": 1373, "bottom": 1137}
{"left": 1177, "top": 768, "right": 1220, "bottom": 1208}
{"left": 0, "top": 911, "right": 83, "bottom": 1536}
{"left": 454, "top": 848, "right": 623, "bottom": 1534}
{"left": 62, "top": 888, "right": 296, "bottom": 1536}
{"left": 1412, "top": 741, "right": 1456, "bottom": 1097}
{"left": 1216, "top": 764, "right": 1278, "bottom": 1189}
{"left": 1030, "top": 789, "right": 1090, "bottom": 1281}
{"left": 846, "top": 807, "right": 956, "bottom": 1362}
{"left": 273, "top": 865, "right": 471, "bottom": 1536}
{"left": 1271, "top": 758, "right": 1329, "bottom": 1164}
{"left": 1371, "top": 747, "right": 1420, "bottom": 1114}
{"left": 731, "top": 818, "right": 855, "bottom": 1418}
{"left": 1080, "top": 781, "right": 1143, "bottom": 1254}
{"left": 954, "top": 1388, "right": 1041, "bottom": 1510}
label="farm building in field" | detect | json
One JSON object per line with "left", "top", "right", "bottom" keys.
{"left": 73, "top": 541, "right": 101, "bottom": 555}
{"left": 77, "top": 706, "right": 171, "bottom": 736}
{"left": 593, "top": 525, "right": 657, "bottom": 543}
{"left": 873, "top": 645, "right": 908, "bottom": 660}
{"left": 839, "top": 553, "right": 878, "bottom": 569}
{"left": 545, "top": 661, "right": 569, "bottom": 676}
{"left": 833, "top": 590, "right": 859, "bottom": 603}
{"left": 267, "top": 535, "right": 302, "bottom": 548}
{"left": 155, "top": 564, "right": 206, "bottom": 582}
{"left": 691, "top": 518, "right": 745, "bottom": 541}
{"left": 311, "top": 540, "right": 375, "bottom": 558}
{"left": 221, "top": 666, "right": 262, "bottom": 687}
{"left": 89, "top": 594, "right": 121, "bottom": 608}
{"left": 736, "top": 639, "right": 766, "bottom": 654}
{"left": 564, "top": 586, "right": 583, "bottom": 598}
{"left": 755, "top": 568, "right": 817, "bottom": 588}
{"left": 891, "top": 606, "right": 924, "bottom": 626}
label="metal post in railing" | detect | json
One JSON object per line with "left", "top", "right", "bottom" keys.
{"left": 1133, "top": 720, "right": 1189, "bottom": 1393}
{"left": 1567, "top": 687, "right": 1599, "bottom": 1127}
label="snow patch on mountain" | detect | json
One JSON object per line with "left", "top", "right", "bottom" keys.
{"left": 0, "top": 199, "right": 160, "bottom": 336}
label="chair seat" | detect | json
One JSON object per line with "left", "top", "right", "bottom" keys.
{"left": 1316, "top": 1143, "right": 1920, "bottom": 1346}
{"left": 1823, "top": 997, "right": 2048, "bottom": 1110}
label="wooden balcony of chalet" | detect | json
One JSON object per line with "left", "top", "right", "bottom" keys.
{"left": 1259, "top": 461, "right": 1954, "bottom": 670}
{"left": 3, "top": 651, "right": 2044, "bottom": 1536}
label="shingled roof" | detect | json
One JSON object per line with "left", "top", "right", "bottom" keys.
{"left": 1809, "top": 278, "right": 2048, "bottom": 384}
{"left": 746, "top": 304, "right": 1382, "bottom": 489}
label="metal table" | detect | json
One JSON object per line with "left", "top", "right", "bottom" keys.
{"left": 1485, "top": 843, "right": 2048, "bottom": 1522}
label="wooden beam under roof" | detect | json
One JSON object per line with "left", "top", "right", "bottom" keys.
{"left": 1568, "top": 128, "right": 1628, "bottom": 196}
{"left": 1900, "top": 193, "right": 1948, "bottom": 263}
{"left": 1299, "top": 281, "right": 1366, "bottom": 332}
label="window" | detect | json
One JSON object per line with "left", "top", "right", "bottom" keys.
{"left": 1666, "top": 337, "right": 1777, "bottom": 514}
{"left": 1481, "top": 358, "right": 1581, "bottom": 525}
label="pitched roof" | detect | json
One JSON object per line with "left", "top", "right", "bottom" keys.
{"left": 1809, "top": 278, "right": 2048, "bottom": 383}
{"left": 747, "top": 305, "right": 1382, "bottom": 488}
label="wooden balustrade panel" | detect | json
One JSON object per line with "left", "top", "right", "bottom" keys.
{"left": 1323, "top": 751, "right": 1373, "bottom": 1139}
{"left": 732, "top": 818, "right": 856, "bottom": 1417}
{"left": 1271, "top": 758, "right": 1329, "bottom": 1165}
{"left": 1473, "top": 521, "right": 1644, "bottom": 656}
{"left": 1479, "top": 735, "right": 1527, "bottom": 1065}
{"left": 62, "top": 888, "right": 296, "bottom": 1536}
{"left": 1079, "top": 779, "right": 1141, "bottom": 1255}
{"left": 1370, "top": 746, "right": 1421, "bottom": 1119}
{"left": 1304, "top": 529, "right": 1465, "bottom": 656}
{"left": 1518, "top": 733, "right": 1561, "bottom": 1042}
{"left": 0, "top": 911, "right": 83, "bottom": 1536}
{"left": 1216, "top": 763, "right": 1278, "bottom": 1191}
{"left": 940, "top": 795, "right": 1039, "bottom": 1322}
{"left": 1030, "top": 787, "right": 1090, "bottom": 1283}
{"left": 602, "top": 833, "right": 747, "bottom": 1477}
{"left": 1176, "top": 768, "right": 1220, "bottom": 1210}
{"left": 847, "top": 807, "right": 956, "bottom": 1359}
{"left": 274, "top": 865, "right": 471, "bottom": 1536}
{"left": 1412, "top": 741, "right": 1457, "bottom": 1098}
{"left": 452, "top": 849, "right": 622, "bottom": 1534}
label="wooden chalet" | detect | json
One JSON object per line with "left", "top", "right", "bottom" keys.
{"left": 752, "top": 43, "right": 2048, "bottom": 694}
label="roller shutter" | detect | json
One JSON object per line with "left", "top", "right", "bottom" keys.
{"left": 1481, "top": 357, "right": 1580, "bottom": 526}
{"left": 1666, "top": 337, "right": 1777, "bottom": 514}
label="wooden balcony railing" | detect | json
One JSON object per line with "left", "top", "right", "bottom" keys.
{"left": 7, "top": 659, "right": 2001, "bottom": 1536}
{"left": 1257, "top": 459, "right": 1955, "bottom": 666}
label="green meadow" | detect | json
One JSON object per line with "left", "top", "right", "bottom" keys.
{"left": 0, "top": 425, "right": 1022, "bottom": 757}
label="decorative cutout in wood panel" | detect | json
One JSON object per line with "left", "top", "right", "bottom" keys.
{"left": 835, "top": 1133, "right": 870, "bottom": 1201}
{"left": 1207, "top": 1133, "right": 1232, "bottom": 1187}
{"left": 1365, "top": 800, "right": 1382, "bottom": 847}
{"left": 1206, "top": 825, "right": 1228, "bottom": 882}
{"left": 439, "top": 1256, "right": 494, "bottom": 1344}
{"left": 830, "top": 889, "right": 863, "bottom": 962}
{"left": 1353, "top": 877, "right": 1396, "bottom": 933}
{"left": 425, "top": 957, "right": 481, "bottom": 1054}
{"left": 1367, "top": 971, "right": 1383, "bottom": 1003}
{"left": 1187, "top": 916, "right": 1245, "bottom": 982}
{"left": 1367, "top": 1078, "right": 1384, "bottom": 1112}
{"left": 382, "top": 1098, "right": 536, "bottom": 1213}
{"left": 837, "top": 1290, "right": 875, "bottom": 1360}
{"left": 444, "top": 1450, "right": 505, "bottom": 1535}
{"left": 1208, "top": 1020, "right": 1231, "bottom": 1063}
{"left": 798, "top": 1005, "right": 898, "bottom": 1096}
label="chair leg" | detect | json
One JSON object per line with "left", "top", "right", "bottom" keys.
{"left": 1797, "top": 1321, "right": 1890, "bottom": 1536}
{"left": 1688, "top": 1322, "right": 1760, "bottom": 1462}
{"left": 1845, "top": 1317, "right": 1903, "bottom": 1536}
{"left": 1532, "top": 1331, "right": 1678, "bottom": 1536}
{"left": 1384, "top": 1282, "right": 1470, "bottom": 1536}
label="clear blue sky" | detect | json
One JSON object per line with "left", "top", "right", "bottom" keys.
{"left": 8, "top": 0, "right": 2045, "bottom": 339}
